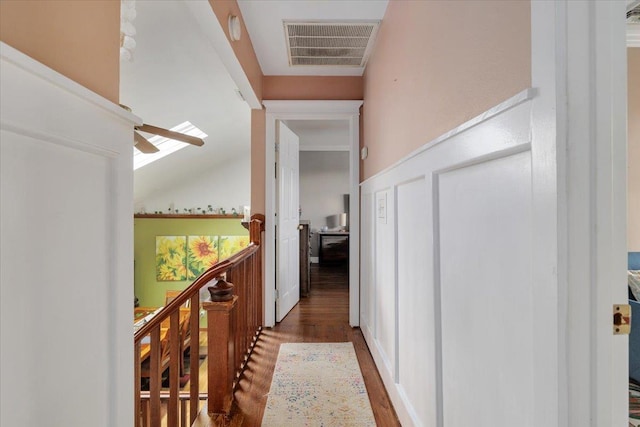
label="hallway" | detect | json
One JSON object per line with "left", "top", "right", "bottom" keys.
{"left": 230, "top": 264, "right": 400, "bottom": 426}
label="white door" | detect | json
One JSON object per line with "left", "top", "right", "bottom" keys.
{"left": 276, "top": 121, "right": 300, "bottom": 322}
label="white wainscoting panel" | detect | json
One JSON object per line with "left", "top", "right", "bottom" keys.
{"left": 397, "top": 177, "right": 437, "bottom": 425}
{"left": 374, "top": 189, "right": 396, "bottom": 378}
{"left": 1, "top": 43, "right": 137, "bottom": 427}
{"left": 360, "top": 89, "right": 535, "bottom": 427}
{"left": 360, "top": 192, "right": 375, "bottom": 338}
{"left": 438, "top": 151, "right": 534, "bottom": 426}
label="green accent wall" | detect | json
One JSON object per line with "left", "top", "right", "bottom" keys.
{"left": 134, "top": 217, "right": 248, "bottom": 311}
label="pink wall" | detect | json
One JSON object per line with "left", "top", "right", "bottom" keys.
{"left": 263, "top": 76, "right": 363, "bottom": 100}
{"left": 251, "top": 109, "right": 266, "bottom": 214}
{"left": 629, "top": 48, "right": 640, "bottom": 251}
{"left": 0, "top": 0, "right": 120, "bottom": 103}
{"left": 362, "top": 0, "right": 531, "bottom": 180}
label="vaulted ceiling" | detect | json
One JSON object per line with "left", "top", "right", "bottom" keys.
{"left": 121, "top": 0, "right": 250, "bottom": 202}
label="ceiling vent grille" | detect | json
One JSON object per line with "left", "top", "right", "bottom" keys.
{"left": 629, "top": 5, "right": 640, "bottom": 24}
{"left": 284, "top": 21, "right": 380, "bottom": 68}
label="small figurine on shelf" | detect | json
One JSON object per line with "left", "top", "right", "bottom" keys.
{"left": 231, "top": 208, "right": 238, "bottom": 217}
{"left": 220, "top": 208, "right": 226, "bottom": 215}
{"left": 207, "top": 205, "right": 214, "bottom": 213}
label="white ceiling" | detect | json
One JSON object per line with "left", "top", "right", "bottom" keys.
{"left": 237, "top": 0, "right": 389, "bottom": 76}
{"left": 120, "top": 0, "right": 250, "bottom": 202}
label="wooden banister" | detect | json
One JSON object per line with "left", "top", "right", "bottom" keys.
{"left": 134, "top": 214, "right": 265, "bottom": 427}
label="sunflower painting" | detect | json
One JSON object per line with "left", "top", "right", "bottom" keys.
{"left": 156, "top": 236, "right": 187, "bottom": 281}
{"left": 218, "top": 236, "right": 250, "bottom": 261}
{"left": 187, "top": 236, "right": 219, "bottom": 279}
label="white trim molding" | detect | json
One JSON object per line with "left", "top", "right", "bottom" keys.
{"left": 263, "top": 100, "right": 363, "bottom": 327}
{"left": 299, "top": 145, "right": 350, "bottom": 152}
{"left": 530, "top": 1, "right": 628, "bottom": 425}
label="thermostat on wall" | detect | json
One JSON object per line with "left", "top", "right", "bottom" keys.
{"left": 361, "top": 146, "right": 368, "bottom": 160}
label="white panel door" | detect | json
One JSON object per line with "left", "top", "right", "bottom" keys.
{"left": 276, "top": 121, "right": 300, "bottom": 322}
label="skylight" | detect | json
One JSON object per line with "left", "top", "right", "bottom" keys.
{"left": 133, "top": 121, "right": 207, "bottom": 170}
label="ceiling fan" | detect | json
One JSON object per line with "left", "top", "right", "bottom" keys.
{"left": 119, "top": 105, "right": 205, "bottom": 154}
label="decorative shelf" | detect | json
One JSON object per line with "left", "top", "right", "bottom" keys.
{"left": 134, "top": 214, "right": 243, "bottom": 219}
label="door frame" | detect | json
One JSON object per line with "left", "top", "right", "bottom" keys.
{"left": 533, "top": 1, "right": 627, "bottom": 424}
{"left": 263, "top": 100, "right": 363, "bottom": 327}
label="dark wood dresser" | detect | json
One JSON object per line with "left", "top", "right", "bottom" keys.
{"left": 299, "top": 223, "right": 311, "bottom": 297}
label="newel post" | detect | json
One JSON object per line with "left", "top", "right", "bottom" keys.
{"left": 203, "top": 296, "right": 238, "bottom": 415}
{"left": 249, "top": 214, "right": 265, "bottom": 245}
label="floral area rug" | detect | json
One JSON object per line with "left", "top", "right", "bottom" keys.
{"left": 261, "top": 342, "right": 376, "bottom": 426}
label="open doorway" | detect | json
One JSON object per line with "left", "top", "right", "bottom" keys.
{"left": 286, "top": 120, "right": 351, "bottom": 302}
{"left": 263, "top": 101, "right": 363, "bottom": 327}
{"left": 287, "top": 120, "right": 350, "bottom": 263}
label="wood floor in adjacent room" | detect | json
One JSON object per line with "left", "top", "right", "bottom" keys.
{"left": 198, "top": 263, "right": 400, "bottom": 426}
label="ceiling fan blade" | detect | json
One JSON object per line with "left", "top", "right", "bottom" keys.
{"left": 134, "top": 131, "right": 160, "bottom": 153}
{"left": 135, "top": 123, "right": 205, "bottom": 147}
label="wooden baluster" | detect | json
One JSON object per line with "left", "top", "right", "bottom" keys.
{"left": 203, "top": 296, "right": 238, "bottom": 415}
{"left": 252, "top": 252, "right": 258, "bottom": 339}
{"left": 141, "top": 399, "right": 149, "bottom": 427}
{"left": 149, "top": 327, "right": 161, "bottom": 427}
{"left": 242, "top": 260, "right": 248, "bottom": 361}
{"left": 234, "top": 265, "right": 243, "bottom": 370}
{"left": 189, "top": 294, "right": 200, "bottom": 425}
{"left": 168, "top": 310, "right": 180, "bottom": 426}
{"left": 249, "top": 253, "right": 254, "bottom": 337}
{"left": 134, "top": 341, "right": 141, "bottom": 427}
{"left": 180, "top": 398, "right": 187, "bottom": 427}
{"left": 248, "top": 254, "right": 254, "bottom": 346}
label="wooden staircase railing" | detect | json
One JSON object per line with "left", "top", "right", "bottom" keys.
{"left": 134, "top": 214, "right": 265, "bottom": 427}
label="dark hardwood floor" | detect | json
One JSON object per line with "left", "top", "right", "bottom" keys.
{"left": 221, "top": 263, "right": 400, "bottom": 426}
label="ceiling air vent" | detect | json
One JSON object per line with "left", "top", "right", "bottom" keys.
{"left": 629, "top": 5, "right": 640, "bottom": 24}
{"left": 284, "top": 21, "right": 380, "bottom": 68}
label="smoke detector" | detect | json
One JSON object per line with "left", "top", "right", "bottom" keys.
{"left": 284, "top": 21, "right": 380, "bottom": 68}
